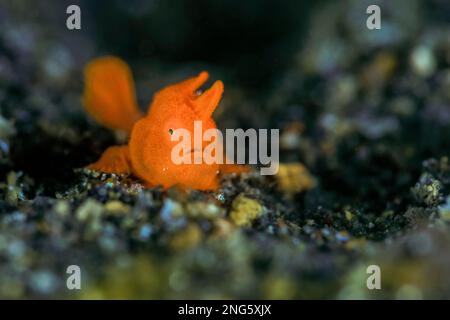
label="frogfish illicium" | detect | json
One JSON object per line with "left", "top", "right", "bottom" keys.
{"left": 82, "top": 56, "right": 246, "bottom": 190}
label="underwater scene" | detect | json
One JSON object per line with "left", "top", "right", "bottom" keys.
{"left": 0, "top": 0, "right": 449, "bottom": 299}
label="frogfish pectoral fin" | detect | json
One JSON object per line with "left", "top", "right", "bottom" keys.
{"left": 82, "top": 56, "right": 143, "bottom": 133}
{"left": 87, "top": 145, "right": 132, "bottom": 174}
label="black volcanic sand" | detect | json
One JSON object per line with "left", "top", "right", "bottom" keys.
{"left": 0, "top": 0, "right": 449, "bottom": 298}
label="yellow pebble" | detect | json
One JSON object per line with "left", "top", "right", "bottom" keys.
{"left": 105, "top": 200, "right": 131, "bottom": 214}
{"left": 276, "top": 163, "right": 315, "bottom": 196}
{"left": 229, "top": 194, "right": 264, "bottom": 227}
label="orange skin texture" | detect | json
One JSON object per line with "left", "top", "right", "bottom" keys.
{"left": 83, "top": 56, "right": 247, "bottom": 190}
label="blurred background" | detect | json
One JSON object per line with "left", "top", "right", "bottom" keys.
{"left": 0, "top": 0, "right": 450, "bottom": 299}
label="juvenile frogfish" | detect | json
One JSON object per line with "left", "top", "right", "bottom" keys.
{"left": 83, "top": 56, "right": 247, "bottom": 190}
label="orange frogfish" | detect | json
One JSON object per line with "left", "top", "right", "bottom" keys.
{"left": 82, "top": 56, "right": 246, "bottom": 190}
